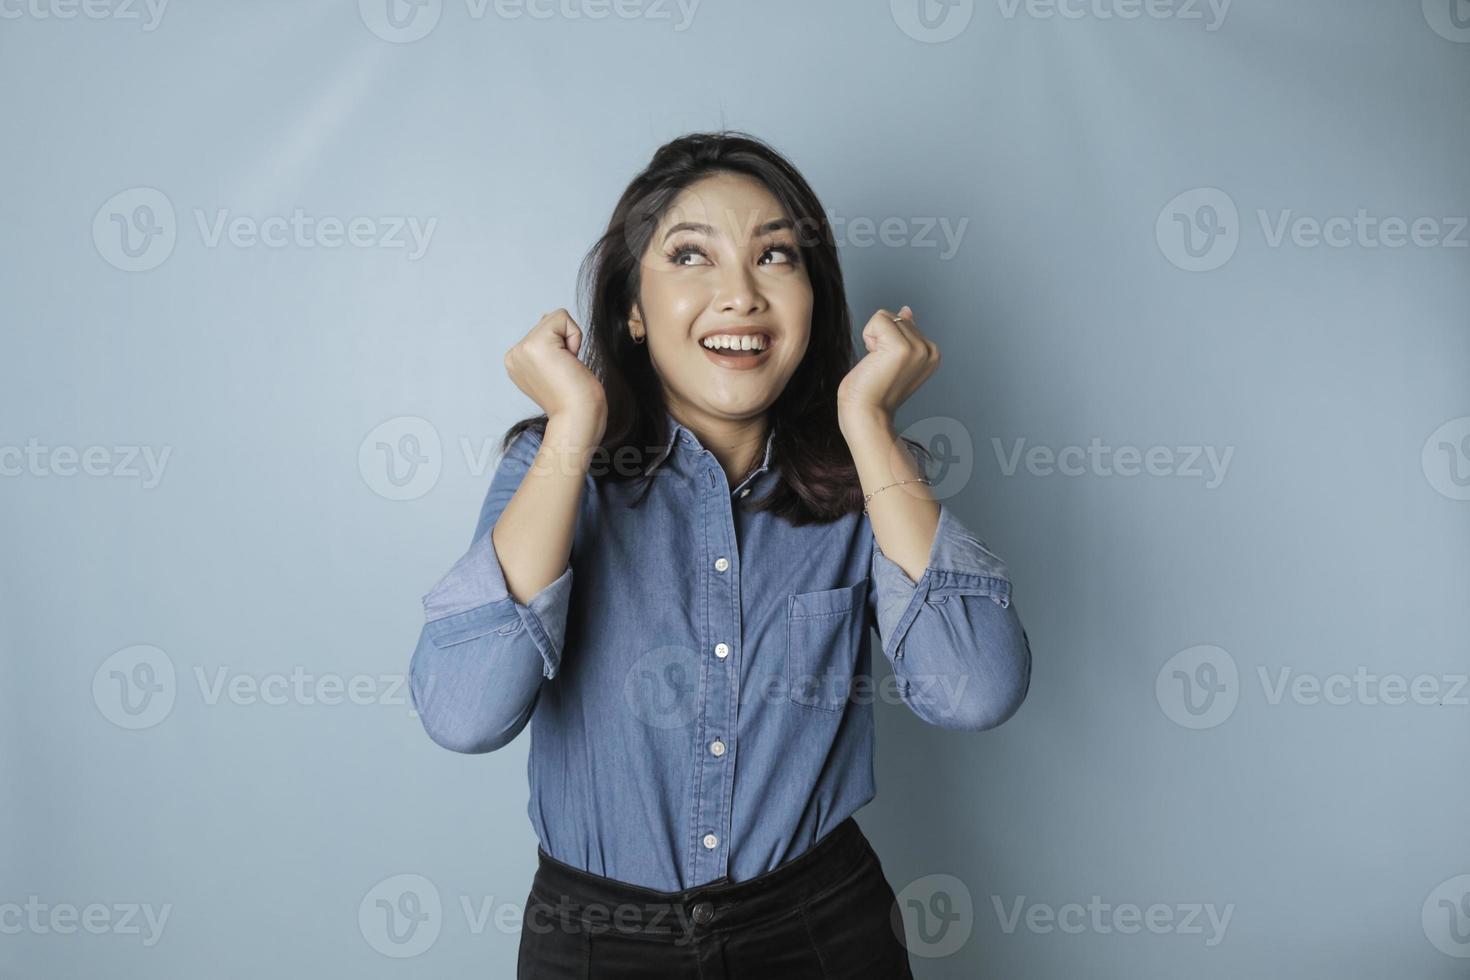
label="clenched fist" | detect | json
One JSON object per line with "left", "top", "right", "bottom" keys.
{"left": 504, "top": 309, "right": 608, "bottom": 440}
{"left": 837, "top": 305, "right": 940, "bottom": 428}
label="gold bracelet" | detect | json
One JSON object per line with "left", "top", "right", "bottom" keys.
{"left": 862, "top": 477, "right": 932, "bottom": 514}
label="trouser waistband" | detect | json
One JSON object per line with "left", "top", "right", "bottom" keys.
{"left": 528, "top": 817, "right": 873, "bottom": 943}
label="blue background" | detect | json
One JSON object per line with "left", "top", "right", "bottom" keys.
{"left": 2, "top": 0, "right": 1467, "bottom": 976}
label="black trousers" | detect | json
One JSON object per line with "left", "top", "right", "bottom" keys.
{"left": 516, "top": 816, "right": 915, "bottom": 978}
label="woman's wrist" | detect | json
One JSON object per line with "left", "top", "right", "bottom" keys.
{"left": 534, "top": 411, "right": 605, "bottom": 482}
{"left": 838, "top": 403, "right": 895, "bottom": 444}
{"left": 546, "top": 409, "right": 606, "bottom": 449}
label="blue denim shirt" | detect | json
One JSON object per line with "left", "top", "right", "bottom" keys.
{"left": 408, "top": 412, "right": 1031, "bottom": 892}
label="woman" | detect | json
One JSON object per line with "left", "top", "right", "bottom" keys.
{"left": 408, "top": 131, "right": 1032, "bottom": 978}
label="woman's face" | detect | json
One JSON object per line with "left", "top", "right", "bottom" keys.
{"left": 629, "top": 172, "right": 813, "bottom": 424}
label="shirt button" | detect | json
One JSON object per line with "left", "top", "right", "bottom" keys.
{"left": 703, "top": 833, "right": 719, "bottom": 850}
{"left": 714, "top": 557, "right": 729, "bottom": 573}
{"left": 714, "top": 643, "right": 729, "bottom": 659}
{"left": 709, "top": 739, "right": 726, "bottom": 757}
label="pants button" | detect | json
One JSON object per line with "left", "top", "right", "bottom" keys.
{"left": 691, "top": 901, "right": 714, "bottom": 925}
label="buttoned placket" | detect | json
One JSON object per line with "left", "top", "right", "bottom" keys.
{"left": 670, "top": 423, "right": 772, "bottom": 887}
{"left": 681, "top": 435, "right": 727, "bottom": 885}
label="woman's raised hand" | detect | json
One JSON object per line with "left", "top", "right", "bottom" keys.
{"left": 504, "top": 309, "right": 608, "bottom": 439}
{"left": 836, "top": 305, "right": 940, "bottom": 430}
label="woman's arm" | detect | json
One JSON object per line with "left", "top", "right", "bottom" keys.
{"left": 491, "top": 414, "right": 600, "bottom": 605}
{"left": 846, "top": 410, "right": 1031, "bottom": 731}
{"left": 837, "top": 305, "right": 1031, "bottom": 731}
{"left": 408, "top": 310, "right": 606, "bottom": 754}
{"left": 407, "top": 419, "right": 593, "bottom": 754}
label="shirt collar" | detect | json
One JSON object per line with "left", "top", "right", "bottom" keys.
{"left": 643, "top": 410, "right": 777, "bottom": 480}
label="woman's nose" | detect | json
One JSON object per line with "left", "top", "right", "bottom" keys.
{"left": 714, "top": 263, "right": 763, "bottom": 314}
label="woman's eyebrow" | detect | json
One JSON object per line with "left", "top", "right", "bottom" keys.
{"left": 661, "top": 217, "right": 796, "bottom": 243}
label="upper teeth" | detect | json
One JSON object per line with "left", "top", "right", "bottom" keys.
{"left": 701, "top": 334, "right": 768, "bottom": 351}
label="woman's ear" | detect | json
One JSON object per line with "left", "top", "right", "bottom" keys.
{"left": 626, "top": 302, "right": 644, "bottom": 342}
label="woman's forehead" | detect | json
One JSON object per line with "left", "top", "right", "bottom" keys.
{"left": 660, "top": 176, "right": 790, "bottom": 237}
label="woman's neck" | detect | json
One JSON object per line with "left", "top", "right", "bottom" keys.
{"left": 667, "top": 405, "right": 770, "bottom": 486}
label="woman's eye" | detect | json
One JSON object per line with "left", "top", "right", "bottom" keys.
{"left": 668, "top": 243, "right": 798, "bottom": 268}
{"left": 669, "top": 244, "right": 709, "bottom": 266}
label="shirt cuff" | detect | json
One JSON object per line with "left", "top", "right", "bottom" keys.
{"left": 422, "top": 526, "right": 573, "bottom": 680}
{"left": 870, "top": 503, "right": 1012, "bottom": 660}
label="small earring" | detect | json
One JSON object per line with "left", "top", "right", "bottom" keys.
{"left": 632, "top": 332, "right": 645, "bottom": 345}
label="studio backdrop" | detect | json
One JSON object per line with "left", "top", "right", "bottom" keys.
{"left": 2, "top": 1, "right": 1467, "bottom": 977}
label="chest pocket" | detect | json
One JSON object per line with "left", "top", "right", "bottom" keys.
{"left": 786, "top": 579, "right": 870, "bottom": 711}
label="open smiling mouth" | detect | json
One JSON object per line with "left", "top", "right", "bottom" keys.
{"left": 699, "top": 334, "right": 774, "bottom": 369}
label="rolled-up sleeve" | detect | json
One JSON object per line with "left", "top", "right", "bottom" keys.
{"left": 869, "top": 504, "right": 1031, "bottom": 731}
{"left": 408, "top": 426, "right": 574, "bottom": 754}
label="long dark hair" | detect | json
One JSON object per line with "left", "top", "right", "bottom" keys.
{"left": 501, "top": 130, "right": 926, "bottom": 526}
